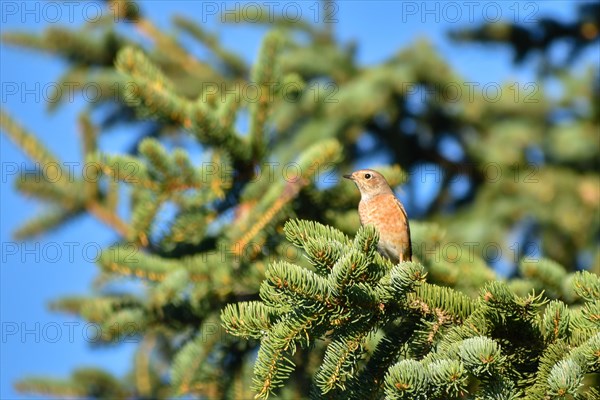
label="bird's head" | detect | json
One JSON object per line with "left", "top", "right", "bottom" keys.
{"left": 343, "top": 169, "right": 393, "bottom": 200}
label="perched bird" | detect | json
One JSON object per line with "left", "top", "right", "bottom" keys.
{"left": 344, "top": 169, "right": 412, "bottom": 263}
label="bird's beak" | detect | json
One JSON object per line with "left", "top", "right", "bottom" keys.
{"left": 343, "top": 174, "right": 354, "bottom": 180}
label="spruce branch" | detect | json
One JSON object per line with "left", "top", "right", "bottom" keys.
{"left": 134, "top": 18, "right": 218, "bottom": 79}
{"left": 383, "top": 359, "right": 428, "bottom": 400}
{"left": 222, "top": 302, "right": 281, "bottom": 339}
{"left": 15, "top": 368, "right": 129, "bottom": 399}
{"left": 252, "top": 310, "right": 327, "bottom": 398}
{"left": 249, "top": 30, "right": 283, "bottom": 160}
{"left": 1, "top": 28, "right": 126, "bottom": 65}
{"left": 78, "top": 113, "right": 99, "bottom": 199}
{"left": 408, "top": 283, "right": 475, "bottom": 321}
{"left": 520, "top": 258, "right": 568, "bottom": 299}
{"left": 170, "top": 317, "right": 224, "bottom": 396}
{"left": 115, "top": 46, "right": 250, "bottom": 161}
{"left": 230, "top": 139, "right": 342, "bottom": 257}
{"left": 1, "top": 110, "right": 138, "bottom": 239}
{"left": 426, "top": 358, "right": 468, "bottom": 397}
{"left": 133, "top": 336, "right": 156, "bottom": 398}
{"left": 173, "top": 15, "right": 248, "bottom": 77}
{"left": 572, "top": 271, "right": 600, "bottom": 303}
{"left": 261, "top": 261, "right": 332, "bottom": 307}
{"left": 13, "top": 208, "right": 77, "bottom": 240}
{"left": 547, "top": 359, "right": 584, "bottom": 397}
{"left": 1, "top": 109, "right": 64, "bottom": 182}
{"left": 542, "top": 300, "right": 571, "bottom": 343}
{"left": 458, "top": 336, "right": 506, "bottom": 378}
{"left": 284, "top": 219, "right": 351, "bottom": 250}
{"left": 3, "top": 3, "right": 598, "bottom": 398}
{"left": 86, "top": 201, "right": 133, "bottom": 240}
{"left": 349, "top": 317, "right": 417, "bottom": 398}
{"left": 315, "top": 333, "right": 368, "bottom": 393}
{"left": 222, "top": 218, "right": 600, "bottom": 398}
{"left": 15, "top": 174, "right": 85, "bottom": 209}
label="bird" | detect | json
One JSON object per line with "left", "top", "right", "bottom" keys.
{"left": 344, "top": 169, "right": 412, "bottom": 263}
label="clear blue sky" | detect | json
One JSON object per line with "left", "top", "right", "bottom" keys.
{"left": 0, "top": 1, "right": 588, "bottom": 399}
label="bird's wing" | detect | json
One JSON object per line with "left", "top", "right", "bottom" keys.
{"left": 393, "top": 196, "right": 412, "bottom": 261}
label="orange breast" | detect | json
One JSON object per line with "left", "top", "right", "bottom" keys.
{"left": 358, "top": 194, "right": 411, "bottom": 261}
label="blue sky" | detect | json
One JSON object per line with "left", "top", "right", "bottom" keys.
{"left": 0, "top": 1, "right": 590, "bottom": 398}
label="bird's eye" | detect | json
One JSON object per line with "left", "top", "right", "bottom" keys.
{"left": 364, "top": 173, "right": 372, "bottom": 179}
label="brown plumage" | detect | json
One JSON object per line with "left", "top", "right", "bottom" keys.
{"left": 344, "top": 169, "right": 412, "bottom": 263}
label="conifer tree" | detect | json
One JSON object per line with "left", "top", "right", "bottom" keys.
{"left": 2, "top": 1, "right": 598, "bottom": 398}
